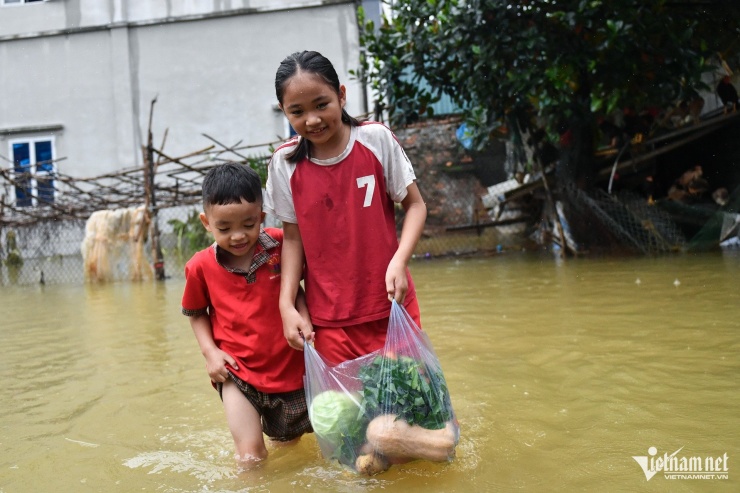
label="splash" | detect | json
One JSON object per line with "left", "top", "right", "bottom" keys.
{"left": 123, "top": 450, "right": 235, "bottom": 482}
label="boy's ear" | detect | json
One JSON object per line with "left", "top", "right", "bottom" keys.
{"left": 199, "top": 211, "right": 211, "bottom": 231}
{"left": 260, "top": 211, "right": 266, "bottom": 224}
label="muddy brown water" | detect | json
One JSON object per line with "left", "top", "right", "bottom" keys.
{"left": 1, "top": 251, "right": 738, "bottom": 492}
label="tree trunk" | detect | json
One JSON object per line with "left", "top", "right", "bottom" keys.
{"left": 557, "top": 81, "right": 596, "bottom": 189}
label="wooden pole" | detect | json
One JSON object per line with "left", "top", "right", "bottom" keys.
{"left": 145, "top": 97, "right": 166, "bottom": 281}
{"left": 518, "top": 122, "right": 569, "bottom": 258}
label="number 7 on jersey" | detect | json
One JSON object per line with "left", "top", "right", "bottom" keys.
{"left": 356, "top": 175, "right": 375, "bottom": 207}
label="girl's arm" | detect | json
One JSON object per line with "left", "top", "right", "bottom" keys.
{"left": 189, "top": 313, "right": 238, "bottom": 382}
{"left": 386, "top": 181, "right": 427, "bottom": 302}
{"left": 280, "top": 222, "right": 314, "bottom": 350}
{"left": 295, "top": 285, "right": 312, "bottom": 337}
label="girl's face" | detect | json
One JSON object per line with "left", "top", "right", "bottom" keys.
{"left": 280, "top": 70, "right": 348, "bottom": 158}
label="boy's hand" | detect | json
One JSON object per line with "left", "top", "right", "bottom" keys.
{"left": 385, "top": 257, "right": 409, "bottom": 303}
{"left": 282, "top": 306, "right": 314, "bottom": 350}
{"left": 203, "top": 347, "right": 238, "bottom": 383}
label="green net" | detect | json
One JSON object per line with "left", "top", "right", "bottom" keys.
{"left": 685, "top": 183, "right": 740, "bottom": 251}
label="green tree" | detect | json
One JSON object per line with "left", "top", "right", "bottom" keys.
{"left": 358, "top": 0, "right": 740, "bottom": 187}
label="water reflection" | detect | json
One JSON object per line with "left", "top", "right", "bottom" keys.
{"left": 1, "top": 251, "right": 737, "bottom": 492}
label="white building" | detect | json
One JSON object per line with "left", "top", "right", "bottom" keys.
{"left": 0, "top": 0, "right": 380, "bottom": 206}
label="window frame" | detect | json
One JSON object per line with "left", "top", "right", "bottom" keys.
{"left": 8, "top": 136, "right": 57, "bottom": 208}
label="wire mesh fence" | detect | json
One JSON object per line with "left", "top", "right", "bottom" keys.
{"left": 561, "top": 187, "right": 687, "bottom": 255}
{"left": 0, "top": 196, "right": 514, "bottom": 286}
{"left": 4, "top": 179, "right": 738, "bottom": 286}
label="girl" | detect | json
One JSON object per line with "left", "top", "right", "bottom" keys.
{"left": 264, "top": 50, "right": 427, "bottom": 365}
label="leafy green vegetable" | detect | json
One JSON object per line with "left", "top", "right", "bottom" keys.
{"left": 309, "top": 390, "right": 367, "bottom": 464}
{"left": 310, "top": 355, "right": 454, "bottom": 468}
{"left": 310, "top": 391, "right": 362, "bottom": 444}
{"left": 358, "top": 355, "right": 453, "bottom": 430}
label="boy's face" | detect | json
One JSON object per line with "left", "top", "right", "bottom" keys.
{"left": 200, "top": 199, "right": 265, "bottom": 263}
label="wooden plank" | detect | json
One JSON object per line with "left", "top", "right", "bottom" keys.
{"left": 445, "top": 216, "right": 531, "bottom": 232}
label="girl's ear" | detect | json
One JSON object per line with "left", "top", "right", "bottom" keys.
{"left": 339, "top": 84, "right": 347, "bottom": 108}
{"left": 199, "top": 211, "right": 211, "bottom": 231}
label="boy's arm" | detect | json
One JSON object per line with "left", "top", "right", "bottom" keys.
{"left": 189, "top": 313, "right": 239, "bottom": 382}
{"left": 280, "top": 222, "right": 314, "bottom": 350}
{"left": 386, "top": 181, "right": 427, "bottom": 303}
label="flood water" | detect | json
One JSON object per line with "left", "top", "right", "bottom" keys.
{"left": 1, "top": 251, "right": 738, "bottom": 492}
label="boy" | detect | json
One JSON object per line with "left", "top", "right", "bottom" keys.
{"left": 181, "top": 162, "right": 312, "bottom": 465}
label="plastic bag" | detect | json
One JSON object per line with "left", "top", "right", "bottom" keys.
{"left": 304, "top": 300, "right": 459, "bottom": 474}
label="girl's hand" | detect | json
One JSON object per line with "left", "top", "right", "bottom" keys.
{"left": 385, "top": 257, "right": 409, "bottom": 303}
{"left": 204, "top": 347, "right": 238, "bottom": 383}
{"left": 388, "top": 182, "right": 425, "bottom": 303}
{"left": 282, "top": 305, "right": 314, "bottom": 350}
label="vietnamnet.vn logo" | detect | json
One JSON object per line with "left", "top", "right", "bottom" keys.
{"left": 633, "top": 446, "right": 729, "bottom": 481}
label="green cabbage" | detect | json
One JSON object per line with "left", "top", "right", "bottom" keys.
{"left": 310, "top": 390, "right": 361, "bottom": 446}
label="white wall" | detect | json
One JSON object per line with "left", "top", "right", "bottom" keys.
{"left": 0, "top": 0, "right": 355, "bottom": 36}
{"left": 0, "top": 0, "right": 364, "bottom": 181}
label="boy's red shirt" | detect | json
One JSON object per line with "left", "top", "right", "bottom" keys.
{"left": 181, "top": 227, "right": 304, "bottom": 393}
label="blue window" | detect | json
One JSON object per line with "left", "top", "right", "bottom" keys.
{"left": 10, "top": 138, "right": 55, "bottom": 207}
{"left": 35, "top": 141, "right": 54, "bottom": 204}
{"left": 12, "top": 142, "right": 32, "bottom": 207}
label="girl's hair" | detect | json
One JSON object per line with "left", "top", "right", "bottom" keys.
{"left": 275, "top": 50, "right": 361, "bottom": 162}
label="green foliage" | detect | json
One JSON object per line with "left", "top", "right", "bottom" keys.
{"left": 358, "top": 0, "right": 740, "bottom": 177}
{"left": 245, "top": 155, "right": 270, "bottom": 186}
{"left": 168, "top": 210, "right": 211, "bottom": 253}
{"left": 358, "top": 355, "right": 453, "bottom": 430}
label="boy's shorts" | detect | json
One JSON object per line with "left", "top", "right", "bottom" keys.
{"left": 218, "top": 373, "right": 312, "bottom": 442}
{"left": 314, "top": 297, "right": 422, "bottom": 365}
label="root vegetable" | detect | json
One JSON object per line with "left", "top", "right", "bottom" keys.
{"left": 355, "top": 452, "right": 390, "bottom": 475}
{"left": 365, "top": 414, "right": 457, "bottom": 462}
